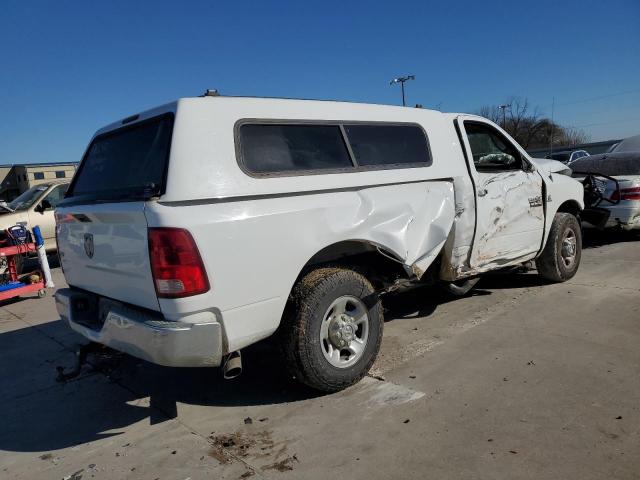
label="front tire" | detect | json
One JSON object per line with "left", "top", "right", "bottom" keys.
{"left": 536, "top": 213, "right": 582, "bottom": 282}
{"left": 281, "top": 267, "right": 383, "bottom": 392}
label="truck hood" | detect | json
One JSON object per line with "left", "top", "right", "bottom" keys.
{"left": 530, "top": 157, "right": 572, "bottom": 176}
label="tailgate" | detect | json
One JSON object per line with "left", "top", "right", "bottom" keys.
{"left": 55, "top": 112, "right": 175, "bottom": 312}
{"left": 56, "top": 203, "right": 159, "bottom": 311}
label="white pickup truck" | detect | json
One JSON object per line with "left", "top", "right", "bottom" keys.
{"left": 55, "top": 94, "right": 585, "bottom": 392}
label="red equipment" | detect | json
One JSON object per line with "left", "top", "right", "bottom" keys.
{"left": 0, "top": 236, "right": 46, "bottom": 301}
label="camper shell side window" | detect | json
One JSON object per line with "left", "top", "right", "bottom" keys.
{"left": 235, "top": 120, "right": 432, "bottom": 177}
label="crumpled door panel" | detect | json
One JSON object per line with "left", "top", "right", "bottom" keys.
{"left": 340, "top": 182, "right": 456, "bottom": 278}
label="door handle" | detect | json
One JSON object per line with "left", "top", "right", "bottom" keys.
{"left": 477, "top": 188, "right": 488, "bottom": 197}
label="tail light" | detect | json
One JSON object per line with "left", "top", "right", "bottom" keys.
{"left": 610, "top": 187, "right": 640, "bottom": 202}
{"left": 148, "top": 228, "right": 210, "bottom": 298}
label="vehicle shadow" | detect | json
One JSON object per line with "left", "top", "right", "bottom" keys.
{"left": 382, "top": 284, "right": 491, "bottom": 321}
{"left": 0, "top": 317, "right": 323, "bottom": 453}
{"left": 476, "top": 272, "right": 552, "bottom": 289}
{"left": 582, "top": 228, "right": 639, "bottom": 249}
{"left": 0, "top": 270, "right": 543, "bottom": 453}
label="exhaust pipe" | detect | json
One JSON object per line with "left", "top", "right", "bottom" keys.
{"left": 222, "top": 350, "right": 242, "bottom": 379}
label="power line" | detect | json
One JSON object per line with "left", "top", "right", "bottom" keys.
{"left": 556, "top": 88, "right": 640, "bottom": 107}
{"left": 565, "top": 117, "right": 640, "bottom": 129}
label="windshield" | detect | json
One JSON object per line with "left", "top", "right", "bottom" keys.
{"left": 68, "top": 114, "right": 174, "bottom": 202}
{"left": 5, "top": 185, "right": 49, "bottom": 212}
{"left": 612, "top": 134, "right": 640, "bottom": 153}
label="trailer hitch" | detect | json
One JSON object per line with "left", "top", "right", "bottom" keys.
{"left": 56, "top": 342, "right": 101, "bottom": 383}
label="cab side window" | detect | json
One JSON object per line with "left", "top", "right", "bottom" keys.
{"left": 465, "top": 122, "right": 523, "bottom": 171}
{"left": 42, "top": 185, "right": 68, "bottom": 210}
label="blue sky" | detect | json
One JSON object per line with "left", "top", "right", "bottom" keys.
{"left": 1, "top": 0, "right": 639, "bottom": 164}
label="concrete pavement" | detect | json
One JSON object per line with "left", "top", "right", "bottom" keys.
{"left": 0, "top": 231, "right": 638, "bottom": 479}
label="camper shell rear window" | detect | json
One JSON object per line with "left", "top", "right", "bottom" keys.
{"left": 65, "top": 113, "right": 173, "bottom": 203}
{"left": 236, "top": 120, "right": 431, "bottom": 176}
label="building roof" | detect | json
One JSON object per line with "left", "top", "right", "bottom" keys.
{"left": 0, "top": 162, "right": 79, "bottom": 169}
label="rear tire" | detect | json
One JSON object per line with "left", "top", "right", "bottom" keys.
{"left": 536, "top": 213, "right": 582, "bottom": 282}
{"left": 281, "top": 267, "right": 383, "bottom": 392}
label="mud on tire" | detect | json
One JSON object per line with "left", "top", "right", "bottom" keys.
{"left": 535, "top": 213, "right": 582, "bottom": 282}
{"left": 280, "top": 267, "right": 383, "bottom": 392}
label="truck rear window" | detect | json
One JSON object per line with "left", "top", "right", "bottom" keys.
{"left": 68, "top": 114, "right": 173, "bottom": 201}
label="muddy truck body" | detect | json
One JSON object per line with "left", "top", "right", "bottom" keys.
{"left": 55, "top": 95, "right": 584, "bottom": 391}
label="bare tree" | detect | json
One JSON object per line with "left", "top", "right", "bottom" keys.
{"left": 477, "top": 97, "right": 590, "bottom": 150}
{"left": 478, "top": 105, "right": 501, "bottom": 124}
{"left": 556, "top": 128, "right": 590, "bottom": 147}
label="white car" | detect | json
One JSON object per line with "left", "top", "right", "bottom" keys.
{"left": 55, "top": 95, "right": 585, "bottom": 391}
{"left": 0, "top": 181, "right": 69, "bottom": 250}
{"left": 570, "top": 134, "right": 640, "bottom": 230}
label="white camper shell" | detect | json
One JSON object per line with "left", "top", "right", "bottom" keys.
{"left": 55, "top": 96, "right": 585, "bottom": 391}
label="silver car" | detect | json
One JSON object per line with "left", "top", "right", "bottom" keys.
{"left": 571, "top": 135, "right": 640, "bottom": 231}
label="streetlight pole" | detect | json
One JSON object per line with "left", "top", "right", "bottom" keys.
{"left": 498, "top": 104, "right": 509, "bottom": 129}
{"left": 390, "top": 75, "right": 415, "bottom": 106}
{"left": 549, "top": 96, "right": 555, "bottom": 155}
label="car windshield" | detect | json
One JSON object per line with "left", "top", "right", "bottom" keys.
{"left": 611, "top": 134, "right": 640, "bottom": 153}
{"left": 5, "top": 185, "right": 49, "bottom": 212}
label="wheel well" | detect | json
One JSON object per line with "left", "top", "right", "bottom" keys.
{"left": 556, "top": 200, "right": 582, "bottom": 218}
{"left": 300, "top": 240, "right": 409, "bottom": 289}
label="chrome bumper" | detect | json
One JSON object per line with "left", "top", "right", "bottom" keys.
{"left": 55, "top": 288, "right": 223, "bottom": 367}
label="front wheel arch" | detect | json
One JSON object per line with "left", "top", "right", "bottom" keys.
{"left": 555, "top": 200, "right": 582, "bottom": 219}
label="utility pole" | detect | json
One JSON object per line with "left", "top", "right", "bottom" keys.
{"left": 390, "top": 75, "right": 415, "bottom": 106}
{"left": 549, "top": 96, "right": 555, "bottom": 155}
{"left": 498, "top": 104, "right": 509, "bottom": 129}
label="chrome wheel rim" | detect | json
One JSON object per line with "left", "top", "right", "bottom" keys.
{"left": 320, "top": 295, "right": 369, "bottom": 368}
{"left": 561, "top": 229, "right": 577, "bottom": 268}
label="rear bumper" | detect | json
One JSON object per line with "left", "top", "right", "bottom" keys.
{"left": 55, "top": 288, "right": 223, "bottom": 367}
{"left": 604, "top": 206, "right": 640, "bottom": 230}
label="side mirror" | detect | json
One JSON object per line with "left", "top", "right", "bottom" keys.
{"left": 35, "top": 199, "right": 52, "bottom": 214}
